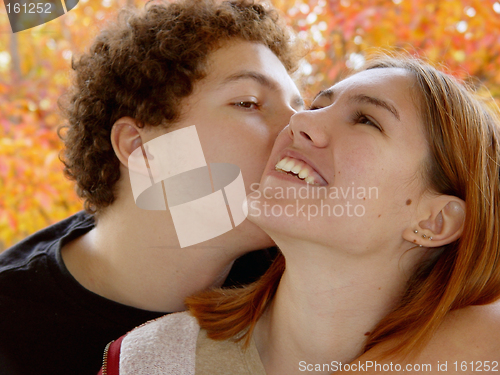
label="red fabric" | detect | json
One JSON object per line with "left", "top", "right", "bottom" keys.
{"left": 98, "top": 334, "right": 126, "bottom": 375}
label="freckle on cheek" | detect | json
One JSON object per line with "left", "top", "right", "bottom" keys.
{"left": 406, "top": 199, "right": 412, "bottom": 205}
{"left": 378, "top": 214, "right": 381, "bottom": 218}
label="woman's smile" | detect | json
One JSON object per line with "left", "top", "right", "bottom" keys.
{"left": 274, "top": 150, "right": 329, "bottom": 186}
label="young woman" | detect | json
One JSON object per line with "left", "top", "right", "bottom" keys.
{"left": 99, "top": 55, "right": 500, "bottom": 374}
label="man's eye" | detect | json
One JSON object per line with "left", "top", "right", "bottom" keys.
{"left": 234, "top": 101, "right": 259, "bottom": 110}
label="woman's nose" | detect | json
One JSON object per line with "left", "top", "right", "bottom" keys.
{"left": 287, "top": 111, "right": 329, "bottom": 148}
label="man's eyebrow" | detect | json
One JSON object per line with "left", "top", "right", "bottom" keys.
{"left": 220, "top": 70, "right": 279, "bottom": 91}
{"left": 349, "top": 94, "right": 400, "bottom": 121}
{"left": 220, "top": 70, "right": 304, "bottom": 109}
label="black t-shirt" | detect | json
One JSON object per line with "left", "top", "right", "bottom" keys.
{"left": 0, "top": 212, "right": 276, "bottom": 375}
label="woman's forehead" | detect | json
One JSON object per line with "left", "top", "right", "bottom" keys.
{"left": 313, "top": 68, "right": 416, "bottom": 111}
{"left": 333, "top": 67, "right": 412, "bottom": 92}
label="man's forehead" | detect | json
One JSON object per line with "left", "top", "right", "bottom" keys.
{"left": 198, "top": 42, "right": 304, "bottom": 107}
{"left": 218, "top": 70, "right": 280, "bottom": 91}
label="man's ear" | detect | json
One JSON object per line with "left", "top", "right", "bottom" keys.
{"left": 403, "top": 195, "right": 466, "bottom": 248}
{"left": 110, "top": 117, "right": 144, "bottom": 168}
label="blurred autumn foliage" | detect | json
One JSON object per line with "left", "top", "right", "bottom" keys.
{"left": 1, "top": 0, "right": 500, "bottom": 250}
{"left": 277, "top": 0, "right": 500, "bottom": 103}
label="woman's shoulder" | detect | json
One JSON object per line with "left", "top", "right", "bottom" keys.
{"left": 447, "top": 300, "right": 500, "bottom": 328}
{"left": 350, "top": 302, "right": 500, "bottom": 375}
{"left": 125, "top": 311, "right": 199, "bottom": 335}
{"left": 123, "top": 310, "right": 200, "bottom": 340}
{"left": 399, "top": 302, "right": 500, "bottom": 373}
{"left": 195, "top": 329, "right": 267, "bottom": 375}
{"left": 433, "top": 300, "right": 500, "bottom": 357}
{"left": 393, "top": 302, "right": 500, "bottom": 365}
{"left": 118, "top": 311, "right": 200, "bottom": 375}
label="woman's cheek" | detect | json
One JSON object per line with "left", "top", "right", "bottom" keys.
{"left": 334, "top": 142, "right": 380, "bottom": 186}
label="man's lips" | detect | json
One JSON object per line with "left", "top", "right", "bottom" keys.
{"left": 273, "top": 150, "right": 328, "bottom": 186}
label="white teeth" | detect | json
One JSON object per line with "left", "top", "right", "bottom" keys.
{"left": 298, "top": 168, "right": 309, "bottom": 179}
{"left": 275, "top": 156, "right": 318, "bottom": 185}
{"left": 291, "top": 163, "right": 302, "bottom": 174}
{"left": 275, "top": 157, "right": 288, "bottom": 169}
{"left": 305, "top": 176, "right": 315, "bottom": 184}
{"left": 282, "top": 160, "right": 295, "bottom": 172}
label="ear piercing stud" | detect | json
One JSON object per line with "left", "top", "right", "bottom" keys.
{"left": 414, "top": 230, "right": 432, "bottom": 241}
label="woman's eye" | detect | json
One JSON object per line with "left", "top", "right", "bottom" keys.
{"left": 309, "top": 105, "right": 323, "bottom": 111}
{"left": 358, "top": 115, "right": 374, "bottom": 125}
{"left": 234, "top": 101, "right": 259, "bottom": 110}
{"left": 355, "top": 113, "right": 382, "bottom": 131}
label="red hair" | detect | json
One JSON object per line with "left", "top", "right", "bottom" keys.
{"left": 187, "top": 252, "right": 285, "bottom": 344}
{"left": 186, "top": 55, "right": 500, "bottom": 357}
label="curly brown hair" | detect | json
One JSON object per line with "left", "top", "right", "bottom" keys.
{"left": 59, "top": 0, "right": 302, "bottom": 213}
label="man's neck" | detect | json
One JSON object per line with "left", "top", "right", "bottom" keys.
{"left": 61, "top": 202, "right": 251, "bottom": 312}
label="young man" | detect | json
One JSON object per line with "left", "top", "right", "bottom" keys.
{"left": 0, "top": 1, "right": 303, "bottom": 374}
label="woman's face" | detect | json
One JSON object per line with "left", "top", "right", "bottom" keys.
{"left": 246, "top": 67, "right": 431, "bottom": 253}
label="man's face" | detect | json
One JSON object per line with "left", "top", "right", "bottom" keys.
{"left": 143, "top": 40, "right": 303, "bottom": 249}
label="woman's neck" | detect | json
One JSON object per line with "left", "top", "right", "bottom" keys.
{"left": 253, "top": 238, "right": 424, "bottom": 375}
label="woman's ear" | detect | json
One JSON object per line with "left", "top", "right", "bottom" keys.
{"left": 403, "top": 196, "right": 466, "bottom": 248}
{"left": 110, "top": 117, "right": 144, "bottom": 168}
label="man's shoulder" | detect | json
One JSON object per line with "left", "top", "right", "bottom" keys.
{"left": 0, "top": 211, "right": 94, "bottom": 303}
{"left": 0, "top": 211, "right": 93, "bottom": 272}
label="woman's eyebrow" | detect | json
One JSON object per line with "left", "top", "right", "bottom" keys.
{"left": 349, "top": 93, "right": 400, "bottom": 121}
